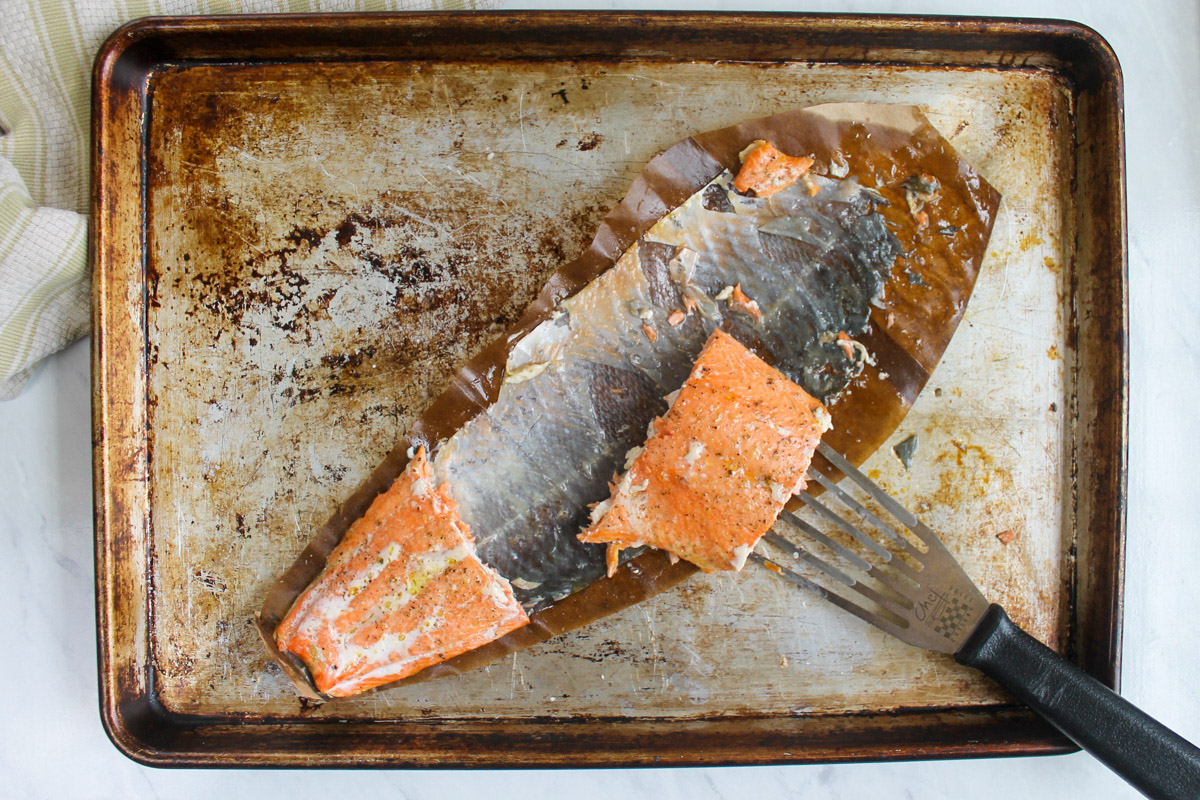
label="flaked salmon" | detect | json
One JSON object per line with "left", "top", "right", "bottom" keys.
{"left": 734, "top": 140, "right": 816, "bottom": 198}
{"left": 275, "top": 447, "right": 528, "bottom": 697}
{"left": 435, "top": 143, "right": 900, "bottom": 609}
{"left": 579, "top": 329, "right": 831, "bottom": 573}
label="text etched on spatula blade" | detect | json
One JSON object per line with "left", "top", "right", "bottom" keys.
{"left": 916, "top": 585, "right": 978, "bottom": 643}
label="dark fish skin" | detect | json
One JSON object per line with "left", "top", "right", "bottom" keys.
{"left": 588, "top": 363, "right": 669, "bottom": 445}
{"left": 637, "top": 240, "right": 683, "bottom": 310}
{"left": 701, "top": 183, "right": 736, "bottom": 213}
{"left": 434, "top": 172, "right": 902, "bottom": 611}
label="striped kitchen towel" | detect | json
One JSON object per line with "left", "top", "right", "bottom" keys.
{"left": 0, "top": 0, "right": 491, "bottom": 400}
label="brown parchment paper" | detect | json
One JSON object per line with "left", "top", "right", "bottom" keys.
{"left": 256, "top": 102, "right": 1000, "bottom": 701}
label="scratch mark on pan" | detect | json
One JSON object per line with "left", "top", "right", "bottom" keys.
{"left": 411, "top": 165, "right": 437, "bottom": 189}
{"left": 580, "top": 72, "right": 684, "bottom": 89}
{"left": 446, "top": 165, "right": 510, "bottom": 210}
{"left": 640, "top": 606, "right": 660, "bottom": 684}
{"left": 377, "top": 203, "right": 451, "bottom": 237}
{"left": 449, "top": 212, "right": 507, "bottom": 235}
{"left": 679, "top": 643, "right": 704, "bottom": 667}
{"left": 518, "top": 92, "right": 526, "bottom": 152}
{"left": 231, "top": 147, "right": 363, "bottom": 195}
{"left": 178, "top": 159, "right": 222, "bottom": 176}
{"left": 498, "top": 155, "right": 613, "bottom": 177}
{"left": 314, "top": 155, "right": 362, "bottom": 196}
{"left": 994, "top": 201, "right": 1013, "bottom": 300}
{"left": 970, "top": 320, "right": 1052, "bottom": 342}
{"left": 224, "top": 226, "right": 271, "bottom": 260}
{"left": 230, "top": 147, "right": 293, "bottom": 171}
{"left": 727, "top": 574, "right": 748, "bottom": 606}
{"left": 987, "top": 418, "right": 1022, "bottom": 460}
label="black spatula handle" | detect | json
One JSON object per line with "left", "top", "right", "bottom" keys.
{"left": 956, "top": 604, "right": 1200, "bottom": 799}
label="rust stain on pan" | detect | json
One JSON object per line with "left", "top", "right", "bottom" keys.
{"left": 92, "top": 12, "right": 1126, "bottom": 767}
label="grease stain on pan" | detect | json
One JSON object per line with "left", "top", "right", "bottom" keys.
{"left": 143, "top": 58, "right": 1073, "bottom": 719}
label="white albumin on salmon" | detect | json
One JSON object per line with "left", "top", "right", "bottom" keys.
{"left": 275, "top": 448, "right": 528, "bottom": 697}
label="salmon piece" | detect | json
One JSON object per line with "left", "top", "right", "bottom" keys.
{"left": 837, "top": 331, "right": 855, "bottom": 359}
{"left": 729, "top": 284, "right": 763, "bottom": 322}
{"left": 579, "top": 329, "right": 832, "bottom": 573}
{"left": 734, "top": 140, "right": 815, "bottom": 198}
{"left": 275, "top": 448, "right": 528, "bottom": 697}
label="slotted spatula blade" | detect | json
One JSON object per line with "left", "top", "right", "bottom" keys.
{"left": 758, "top": 442, "right": 1200, "bottom": 800}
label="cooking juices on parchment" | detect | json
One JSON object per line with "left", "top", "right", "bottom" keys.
{"left": 275, "top": 136, "right": 900, "bottom": 696}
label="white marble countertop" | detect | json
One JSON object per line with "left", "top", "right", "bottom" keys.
{"left": 2, "top": 0, "right": 1197, "bottom": 797}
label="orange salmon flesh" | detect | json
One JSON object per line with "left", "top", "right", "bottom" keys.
{"left": 579, "top": 329, "right": 831, "bottom": 573}
{"left": 733, "top": 140, "right": 815, "bottom": 198}
{"left": 275, "top": 448, "right": 528, "bottom": 697}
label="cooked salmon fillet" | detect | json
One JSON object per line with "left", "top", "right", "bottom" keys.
{"left": 579, "top": 329, "right": 832, "bottom": 573}
{"left": 275, "top": 448, "right": 528, "bottom": 697}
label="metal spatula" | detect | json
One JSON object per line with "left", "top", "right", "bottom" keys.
{"left": 757, "top": 443, "right": 1200, "bottom": 800}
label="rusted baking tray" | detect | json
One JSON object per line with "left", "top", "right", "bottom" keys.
{"left": 92, "top": 12, "right": 1126, "bottom": 767}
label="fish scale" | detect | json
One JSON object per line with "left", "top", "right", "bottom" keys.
{"left": 636, "top": 240, "right": 683, "bottom": 309}
{"left": 587, "top": 363, "right": 668, "bottom": 444}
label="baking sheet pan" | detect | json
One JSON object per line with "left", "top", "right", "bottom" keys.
{"left": 92, "top": 12, "right": 1126, "bottom": 766}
